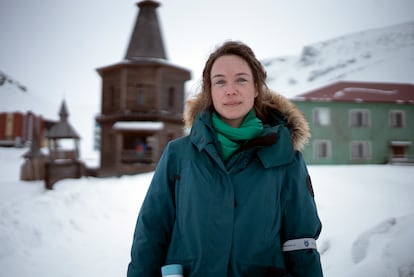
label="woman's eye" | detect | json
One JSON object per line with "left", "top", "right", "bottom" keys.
{"left": 215, "top": 79, "right": 225, "bottom": 85}
{"left": 237, "top": 78, "right": 247, "bottom": 84}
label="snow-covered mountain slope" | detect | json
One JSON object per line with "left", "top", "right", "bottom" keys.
{"left": 264, "top": 21, "right": 414, "bottom": 98}
{"left": 0, "top": 71, "right": 57, "bottom": 119}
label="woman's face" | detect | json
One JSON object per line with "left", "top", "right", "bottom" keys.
{"left": 210, "top": 55, "right": 257, "bottom": 128}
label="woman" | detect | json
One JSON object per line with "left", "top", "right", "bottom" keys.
{"left": 127, "top": 41, "right": 323, "bottom": 276}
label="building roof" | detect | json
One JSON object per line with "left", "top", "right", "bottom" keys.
{"left": 96, "top": 58, "right": 191, "bottom": 76}
{"left": 96, "top": 0, "right": 191, "bottom": 77}
{"left": 46, "top": 100, "right": 80, "bottom": 139}
{"left": 294, "top": 81, "right": 414, "bottom": 104}
{"left": 125, "top": 0, "right": 166, "bottom": 61}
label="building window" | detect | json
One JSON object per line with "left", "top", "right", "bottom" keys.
{"left": 168, "top": 87, "right": 175, "bottom": 108}
{"left": 389, "top": 110, "right": 405, "bottom": 128}
{"left": 313, "top": 107, "right": 330, "bottom": 126}
{"left": 313, "top": 140, "right": 331, "bottom": 159}
{"left": 110, "top": 86, "right": 116, "bottom": 109}
{"left": 5, "top": 113, "right": 13, "bottom": 139}
{"left": 137, "top": 84, "right": 145, "bottom": 106}
{"left": 350, "top": 109, "right": 370, "bottom": 127}
{"left": 350, "top": 141, "right": 371, "bottom": 160}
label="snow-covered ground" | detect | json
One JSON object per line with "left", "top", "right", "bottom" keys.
{"left": 0, "top": 147, "right": 413, "bottom": 277}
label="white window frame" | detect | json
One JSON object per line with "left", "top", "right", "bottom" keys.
{"left": 313, "top": 140, "right": 332, "bottom": 159}
{"left": 313, "top": 107, "right": 330, "bottom": 126}
{"left": 350, "top": 141, "right": 372, "bottom": 160}
{"left": 349, "top": 109, "right": 370, "bottom": 127}
{"left": 389, "top": 110, "right": 405, "bottom": 128}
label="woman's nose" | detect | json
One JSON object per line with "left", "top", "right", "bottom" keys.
{"left": 225, "top": 84, "right": 236, "bottom": 95}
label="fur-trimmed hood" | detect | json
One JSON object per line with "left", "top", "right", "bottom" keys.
{"left": 184, "top": 91, "right": 311, "bottom": 151}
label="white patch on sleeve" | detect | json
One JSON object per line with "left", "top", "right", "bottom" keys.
{"left": 282, "top": 238, "right": 317, "bottom": 252}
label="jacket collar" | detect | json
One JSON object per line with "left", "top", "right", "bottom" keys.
{"left": 190, "top": 111, "right": 216, "bottom": 152}
{"left": 190, "top": 111, "right": 295, "bottom": 168}
{"left": 184, "top": 92, "right": 310, "bottom": 151}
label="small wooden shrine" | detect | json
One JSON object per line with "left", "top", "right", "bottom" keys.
{"left": 44, "top": 100, "right": 84, "bottom": 189}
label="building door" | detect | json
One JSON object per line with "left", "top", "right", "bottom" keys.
{"left": 390, "top": 141, "right": 411, "bottom": 163}
{"left": 391, "top": 145, "right": 405, "bottom": 157}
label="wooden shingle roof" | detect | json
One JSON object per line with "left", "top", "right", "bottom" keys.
{"left": 45, "top": 100, "right": 80, "bottom": 139}
{"left": 125, "top": 0, "right": 166, "bottom": 61}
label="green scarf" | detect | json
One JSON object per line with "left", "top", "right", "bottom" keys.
{"left": 212, "top": 110, "right": 263, "bottom": 161}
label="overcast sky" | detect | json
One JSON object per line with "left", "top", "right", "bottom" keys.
{"left": 1, "top": 0, "right": 413, "bottom": 150}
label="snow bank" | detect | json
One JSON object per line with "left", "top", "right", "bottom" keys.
{"left": 1, "top": 148, "right": 413, "bottom": 276}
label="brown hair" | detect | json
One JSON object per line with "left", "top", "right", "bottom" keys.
{"left": 185, "top": 41, "right": 275, "bottom": 127}
{"left": 184, "top": 41, "right": 311, "bottom": 150}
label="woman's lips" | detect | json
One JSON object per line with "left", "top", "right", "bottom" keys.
{"left": 224, "top": 102, "right": 241, "bottom": 107}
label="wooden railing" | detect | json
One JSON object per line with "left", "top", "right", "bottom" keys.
{"left": 120, "top": 149, "right": 153, "bottom": 164}
{"left": 49, "top": 149, "right": 78, "bottom": 160}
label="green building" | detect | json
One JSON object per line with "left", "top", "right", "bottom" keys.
{"left": 292, "top": 81, "right": 414, "bottom": 164}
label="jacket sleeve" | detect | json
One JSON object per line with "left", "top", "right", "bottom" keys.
{"left": 127, "top": 144, "right": 176, "bottom": 277}
{"left": 281, "top": 151, "right": 323, "bottom": 277}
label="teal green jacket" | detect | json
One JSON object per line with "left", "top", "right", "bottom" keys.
{"left": 127, "top": 109, "right": 322, "bottom": 277}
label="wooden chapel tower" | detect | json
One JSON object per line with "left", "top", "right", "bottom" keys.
{"left": 96, "top": 0, "right": 191, "bottom": 176}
